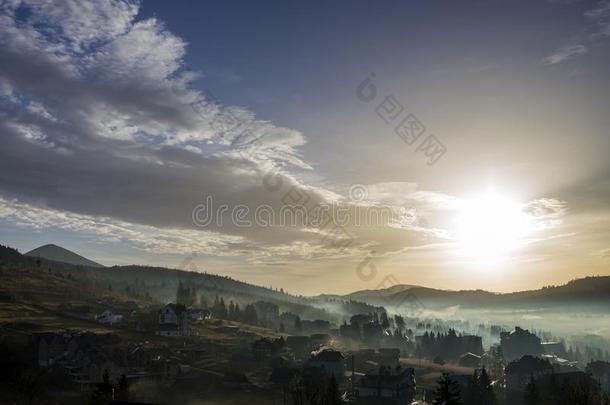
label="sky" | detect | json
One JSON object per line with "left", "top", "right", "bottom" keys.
{"left": 0, "top": 0, "right": 609, "bottom": 295}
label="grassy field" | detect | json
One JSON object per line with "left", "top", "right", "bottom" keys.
{"left": 400, "top": 356, "right": 475, "bottom": 391}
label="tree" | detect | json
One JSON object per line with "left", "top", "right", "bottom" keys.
{"left": 432, "top": 373, "right": 461, "bottom": 405}
{"left": 176, "top": 281, "right": 186, "bottom": 305}
{"left": 228, "top": 301, "right": 236, "bottom": 320}
{"left": 380, "top": 312, "right": 390, "bottom": 329}
{"left": 212, "top": 295, "right": 228, "bottom": 319}
{"left": 294, "top": 315, "right": 303, "bottom": 333}
{"left": 243, "top": 304, "right": 258, "bottom": 325}
{"left": 394, "top": 315, "right": 405, "bottom": 333}
{"left": 233, "top": 303, "right": 242, "bottom": 321}
{"left": 478, "top": 367, "right": 496, "bottom": 405}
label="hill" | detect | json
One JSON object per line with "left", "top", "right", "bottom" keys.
{"left": 336, "top": 276, "right": 610, "bottom": 312}
{"left": 25, "top": 244, "right": 104, "bottom": 268}
{"left": 0, "top": 244, "right": 381, "bottom": 327}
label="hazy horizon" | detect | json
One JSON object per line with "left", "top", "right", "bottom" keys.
{"left": 1, "top": 0, "right": 609, "bottom": 296}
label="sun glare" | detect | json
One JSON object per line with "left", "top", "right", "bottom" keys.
{"left": 454, "top": 191, "right": 533, "bottom": 263}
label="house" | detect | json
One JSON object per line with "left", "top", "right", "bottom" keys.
{"left": 188, "top": 308, "right": 210, "bottom": 321}
{"left": 98, "top": 309, "right": 124, "bottom": 325}
{"left": 286, "top": 335, "right": 311, "bottom": 359}
{"left": 309, "top": 348, "right": 345, "bottom": 377}
{"left": 541, "top": 354, "right": 576, "bottom": 372}
{"left": 541, "top": 341, "right": 567, "bottom": 357}
{"left": 535, "top": 371, "right": 601, "bottom": 397}
{"left": 505, "top": 355, "right": 553, "bottom": 391}
{"left": 458, "top": 352, "right": 482, "bottom": 368}
{"left": 356, "top": 365, "right": 415, "bottom": 403}
{"left": 157, "top": 303, "right": 190, "bottom": 337}
{"left": 340, "top": 322, "right": 361, "bottom": 341}
{"left": 252, "top": 337, "right": 283, "bottom": 359}
{"left": 500, "top": 327, "right": 543, "bottom": 361}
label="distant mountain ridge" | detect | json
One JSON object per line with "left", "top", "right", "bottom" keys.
{"left": 25, "top": 244, "right": 104, "bottom": 268}
{"left": 331, "top": 276, "right": 610, "bottom": 311}
{"left": 11, "top": 243, "right": 610, "bottom": 313}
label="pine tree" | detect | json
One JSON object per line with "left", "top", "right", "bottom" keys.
{"left": 432, "top": 373, "right": 461, "bottom": 405}
{"left": 243, "top": 304, "right": 258, "bottom": 325}
{"left": 228, "top": 301, "right": 236, "bottom": 320}
{"left": 478, "top": 367, "right": 496, "bottom": 405}
{"left": 217, "top": 297, "right": 228, "bottom": 319}
{"left": 394, "top": 315, "right": 405, "bottom": 333}
{"left": 176, "top": 281, "right": 185, "bottom": 305}
{"left": 380, "top": 312, "right": 390, "bottom": 329}
{"left": 234, "top": 303, "right": 242, "bottom": 321}
{"left": 294, "top": 315, "right": 303, "bottom": 333}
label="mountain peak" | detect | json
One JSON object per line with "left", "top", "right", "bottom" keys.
{"left": 25, "top": 244, "right": 104, "bottom": 268}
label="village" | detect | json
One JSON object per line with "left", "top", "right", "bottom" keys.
{"left": 21, "top": 296, "right": 610, "bottom": 404}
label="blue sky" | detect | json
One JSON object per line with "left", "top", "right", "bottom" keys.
{"left": 0, "top": 0, "right": 609, "bottom": 294}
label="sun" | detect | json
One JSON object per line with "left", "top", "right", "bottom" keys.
{"left": 454, "top": 191, "right": 533, "bottom": 263}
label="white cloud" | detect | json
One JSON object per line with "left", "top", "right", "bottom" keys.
{"left": 0, "top": 0, "right": 575, "bottom": 269}
{"left": 543, "top": 44, "right": 587, "bottom": 65}
{"left": 0, "top": 197, "right": 248, "bottom": 255}
{"left": 585, "top": 0, "right": 610, "bottom": 37}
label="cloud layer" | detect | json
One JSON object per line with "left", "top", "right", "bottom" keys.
{"left": 0, "top": 0, "right": 574, "bottom": 282}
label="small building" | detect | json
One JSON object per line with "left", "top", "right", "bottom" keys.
{"left": 98, "top": 309, "right": 124, "bottom": 325}
{"left": 541, "top": 341, "right": 567, "bottom": 357}
{"left": 286, "top": 335, "right": 311, "bottom": 359}
{"left": 157, "top": 303, "right": 190, "bottom": 337}
{"left": 252, "top": 337, "right": 285, "bottom": 359}
{"left": 505, "top": 355, "right": 553, "bottom": 391}
{"left": 356, "top": 365, "right": 415, "bottom": 403}
{"left": 309, "top": 348, "right": 345, "bottom": 377}
{"left": 458, "top": 352, "right": 482, "bottom": 368}
{"left": 500, "top": 327, "right": 543, "bottom": 361}
{"left": 188, "top": 308, "right": 210, "bottom": 322}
